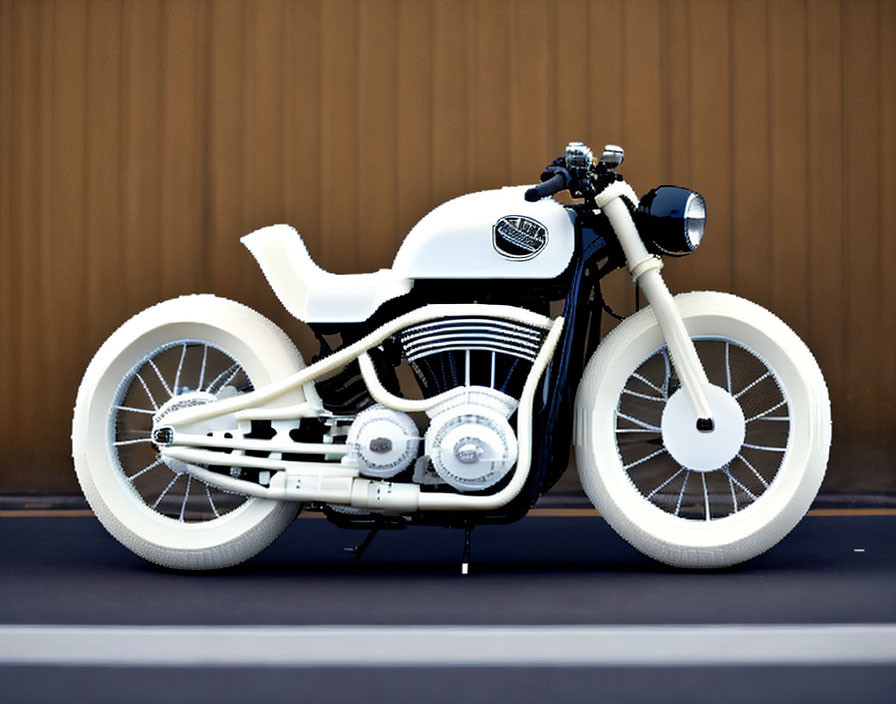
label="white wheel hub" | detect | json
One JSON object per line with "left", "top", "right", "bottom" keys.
{"left": 660, "top": 384, "right": 745, "bottom": 472}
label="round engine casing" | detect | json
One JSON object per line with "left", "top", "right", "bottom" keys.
{"left": 424, "top": 389, "right": 519, "bottom": 492}
{"left": 345, "top": 405, "right": 420, "bottom": 479}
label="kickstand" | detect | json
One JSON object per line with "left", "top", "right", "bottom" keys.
{"left": 344, "top": 529, "right": 379, "bottom": 564}
{"left": 461, "top": 524, "right": 473, "bottom": 576}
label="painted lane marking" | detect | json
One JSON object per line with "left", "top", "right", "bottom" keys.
{"left": 0, "top": 624, "right": 894, "bottom": 668}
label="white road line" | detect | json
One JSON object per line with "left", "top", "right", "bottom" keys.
{"left": 0, "top": 625, "right": 894, "bottom": 667}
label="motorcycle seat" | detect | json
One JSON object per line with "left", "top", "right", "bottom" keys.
{"left": 242, "top": 224, "right": 413, "bottom": 324}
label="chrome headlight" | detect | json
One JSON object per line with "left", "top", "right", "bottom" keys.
{"left": 636, "top": 186, "right": 706, "bottom": 256}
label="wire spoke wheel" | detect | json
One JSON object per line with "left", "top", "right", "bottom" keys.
{"left": 575, "top": 292, "right": 830, "bottom": 568}
{"left": 616, "top": 339, "right": 789, "bottom": 521}
{"left": 112, "top": 341, "right": 253, "bottom": 523}
{"left": 73, "top": 295, "right": 306, "bottom": 570}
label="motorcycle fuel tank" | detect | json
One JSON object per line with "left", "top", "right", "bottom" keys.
{"left": 392, "top": 186, "right": 576, "bottom": 279}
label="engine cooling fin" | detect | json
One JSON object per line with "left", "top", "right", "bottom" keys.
{"left": 399, "top": 316, "right": 547, "bottom": 398}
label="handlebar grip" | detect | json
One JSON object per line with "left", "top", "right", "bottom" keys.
{"left": 525, "top": 173, "right": 567, "bottom": 202}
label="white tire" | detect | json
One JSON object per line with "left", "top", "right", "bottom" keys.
{"left": 73, "top": 295, "right": 306, "bottom": 570}
{"left": 575, "top": 292, "right": 831, "bottom": 568}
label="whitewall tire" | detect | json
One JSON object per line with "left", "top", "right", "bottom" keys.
{"left": 575, "top": 292, "right": 831, "bottom": 568}
{"left": 73, "top": 295, "right": 306, "bottom": 570}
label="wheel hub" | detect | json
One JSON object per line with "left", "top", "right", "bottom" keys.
{"left": 152, "top": 390, "right": 219, "bottom": 427}
{"left": 660, "top": 384, "right": 745, "bottom": 472}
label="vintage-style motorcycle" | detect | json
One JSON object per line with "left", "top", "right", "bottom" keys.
{"left": 73, "top": 142, "right": 831, "bottom": 571}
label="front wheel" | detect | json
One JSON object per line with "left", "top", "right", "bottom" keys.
{"left": 73, "top": 295, "right": 307, "bottom": 570}
{"left": 575, "top": 292, "right": 831, "bottom": 568}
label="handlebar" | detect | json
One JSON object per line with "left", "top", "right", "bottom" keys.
{"left": 524, "top": 172, "right": 568, "bottom": 202}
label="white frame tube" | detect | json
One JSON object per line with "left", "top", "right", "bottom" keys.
{"left": 162, "top": 303, "right": 553, "bottom": 428}
{"left": 160, "top": 305, "right": 563, "bottom": 512}
{"left": 600, "top": 195, "right": 714, "bottom": 424}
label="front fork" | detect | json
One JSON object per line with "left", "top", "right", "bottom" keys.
{"left": 599, "top": 187, "right": 715, "bottom": 429}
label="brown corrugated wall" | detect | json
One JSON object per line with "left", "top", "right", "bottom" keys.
{"left": 1, "top": 0, "right": 894, "bottom": 494}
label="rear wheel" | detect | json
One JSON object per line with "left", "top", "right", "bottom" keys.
{"left": 575, "top": 292, "right": 831, "bottom": 568}
{"left": 73, "top": 295, "right": 306, "bottom": 570}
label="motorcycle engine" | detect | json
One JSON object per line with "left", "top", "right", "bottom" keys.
{"left": 345, "top": 405, "right": 420, "bottom": 479}
{"left": 424, "top": 387, "right": 518, "bottom": 492}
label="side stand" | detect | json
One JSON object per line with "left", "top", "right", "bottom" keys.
{"left": 461, "top": 524, "right": 473, "bottom": 576}
{"left": 344, "top": 529, "right": 379, "bottom": 564}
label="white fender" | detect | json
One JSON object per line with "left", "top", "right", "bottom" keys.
{"left": 242, "top": 225, "right": 413, "bottom": 324}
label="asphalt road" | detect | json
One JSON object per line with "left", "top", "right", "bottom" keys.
{"left": 1, "top": 511, "right": 894, "bottom": 702}
{"left": 1, "top": 513, "right": 894, "bottom": 625}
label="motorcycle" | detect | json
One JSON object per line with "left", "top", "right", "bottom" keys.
{"left": 72, "top": 142, "right": 831, "bottom": 571}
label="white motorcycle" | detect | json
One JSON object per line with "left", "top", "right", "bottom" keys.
{"left": 73, "top": 142, "right": 831, "bottom": 571}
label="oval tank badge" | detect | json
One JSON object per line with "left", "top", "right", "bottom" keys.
{"left": 492, "top": 215, "right": 548, "bottom": 260}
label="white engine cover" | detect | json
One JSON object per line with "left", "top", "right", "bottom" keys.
{"left": 424, "top": 387, "right": 519, "bottom": 492}
{"left": 345, "top": 405, "right": 420, "bottom": 479}
{"left": 392, "top": 186, "right": 576, "bottom": 279}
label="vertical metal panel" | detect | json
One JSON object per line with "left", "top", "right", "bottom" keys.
{"left": 880, "top": 1, "right": 896, "bottom": 461}
{"left": 319, "top": 0, "right": 360, "bottom": 273}
{"left": 769, "top": 0, "right": 810, "bottom": 336}
{"left": 686, "top": 0, "right": 731, "bottom": 295}
{"left": 806, "top": 0, "right": 848, "bottom": 482}
{"left": 730, "top": 0, "right": 773, "bottom": 310}
{"left": 843, "top": 0, "right": 884, "bottom": 474}
{"left": 0, "top": 0, "right": 14, "bottom": 486}
{"left": 207, "top": 0, "right": 248, "bottom": 304}
{"left": 396, "top": 0, "right": 433, "bottom": 236}
{"left": 431, "top": 0, "right": 472, "bottom": 205}
{"left": 0, "top": 0, "right": 894, "bottom": 492}
{"left": 358, "top": 0, "right": 399, "bottom": 270}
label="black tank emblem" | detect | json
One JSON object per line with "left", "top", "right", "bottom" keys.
{"left": 492, "top": 215, "right": 548, "bottom": 260}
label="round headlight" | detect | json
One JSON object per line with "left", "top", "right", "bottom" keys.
{"left": 635, "top": 186, "right": 707, "bottom": 257}
{"left": 684, "top": 191, "right": 706, "bottom": 250}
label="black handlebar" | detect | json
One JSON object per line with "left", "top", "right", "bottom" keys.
{"left": 524, "top": 172, "right": 568, "bottom": 202}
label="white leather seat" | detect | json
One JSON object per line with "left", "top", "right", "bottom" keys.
{"left": 242, "top": 225, "right": 413, "bottom": 323}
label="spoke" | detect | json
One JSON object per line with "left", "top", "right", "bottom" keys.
{"left": 632, "top": 372, "right": 665, "bottom": 396}
{"left": 742, "top": 442, "right": 787, "bottom": 453}
{"left": 173, "top": 343, "right": 188, "bottom": 395}
{"left": 745, "top": 400, "right": 787, "bottom": 423}
{"left": 221, "top": 364, "right": 241, "bottom": 390}
{"left": 127, "top": 458, "right": 163, "bottom": 481}
{"left": 728, "top": 472, "right": 739, "bottom": 513}
{"left": 674, "top": 469, "right": 690, "bottom": 517}
{"left": 736, "top": 453, "right": 770, "bottom": 488}
{"left": 646, "top": 467, "right": 685, "bottom": 500}
{"left": 113, "top": 437, "right": 154, "bottom": 447}
{"left": 198, "top": 344, "right": 208, "bottom": 391}
{"left": 135, "top": 372, "right": 158, "bottom": 411}
{"left": 148, "top": 359, "right": 173, "bottom": 398}
{"left": 179, "top": 475, "right": 192, "bottom": 522}
{"left": 616, "top": 428, "right": 663, "bottom": 434}
{"left": 115, "top": 405, "right": 155, "bottom": 415}
{"left": 616, "top": 412, "right": 661, "bottom": 432}
{"left": 735, "top": 371, "right": 771, "bottom": 399}
{"left": 661, "top": 348, "right": 672, "bottom": 398}
{"left": 623, "top": 447, "right": 667, "bottom": 471}
{"left": 205, "top": 483, "right": 221, "bottom": 518}
{"left": 702, "top": 472, "right": 711, "bottom": 521}
{"left": 724, "top": 466, "right": 757, "bottom": 501}
{"left": 152, "top": 473, "right": 182, "bottom": 510}
{"left": 725, "top": 342, "right": 732, "bottom": 393}
{"left": 206, "top": 363, "right": 240, "bottom": 393}
{"left": 622, "top": 388, "right": 666, "bottom": 402}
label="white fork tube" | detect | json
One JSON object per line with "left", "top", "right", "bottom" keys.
{"left": 601, "top": 196, "right": 714, "bottom": 425}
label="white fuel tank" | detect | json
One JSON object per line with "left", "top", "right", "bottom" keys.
{"left": 392, "top": 186, "right": 576, "bottom": 279}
